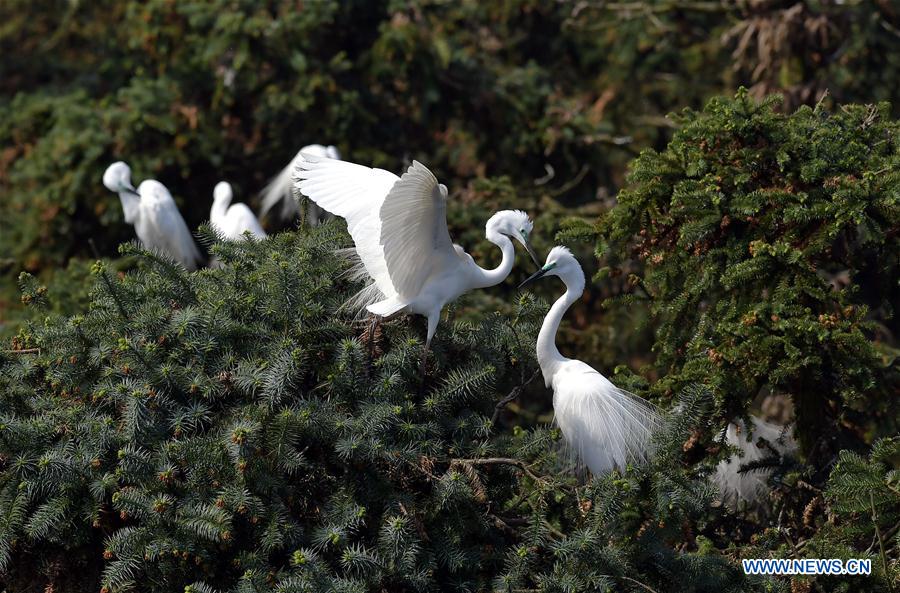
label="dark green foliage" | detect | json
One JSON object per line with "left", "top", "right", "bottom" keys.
{"left": 588, "top": 91, "right": 899, "bottom": 455}
{"left": 1, "top": 227, "right": 761, "bottom": 593}
{"left": 5, "top": 1, "right": 900, "bottom": 328}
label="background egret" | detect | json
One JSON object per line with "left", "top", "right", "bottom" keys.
{"left": 520, "top": 246, "right": 660, "bottom": 475}
{"left": 714, "top": 415, "right": 797, "bottom": 510}
{"left": 102, "top": 161, "right": 203, "bottom": 271}
{"left": 296, "top": 154, "right": 541, "bottom": 360}
{"left": 210, "top": 181, "right": 267, "bottom": 241}
{"left": 260, "top": 144, "right": 340, "bottom": 225}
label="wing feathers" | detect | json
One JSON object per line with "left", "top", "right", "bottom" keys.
{"left": 295, "top": 155, "right": 399, "bottom": 299}
{"left": 379, "top": 161, "right": 454, "bottom": 298}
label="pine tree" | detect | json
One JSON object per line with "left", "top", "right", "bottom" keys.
{"left": 2, "top": 225, "right": 766, "bottom": 593}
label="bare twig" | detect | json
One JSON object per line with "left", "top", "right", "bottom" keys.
{"left": 491, "top": 368, "right": 542, "bottom": 426}
{"left": 451, "top": 457, "right": 546, "bottom": 485}
{"left": 548, "top": 165, "right": 590, "bottom": 198}
{"left": 871, "top": 492, "right": 893, "bottom": 592}
{"left": 2, "top": 348, "right": 40, "bottom": 355}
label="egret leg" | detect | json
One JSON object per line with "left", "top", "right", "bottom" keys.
{"left": 417, "top": 313, "right": 440, "bottom": 392}
{"left": 365, "top": 314, "right": 379, "bottom": 358}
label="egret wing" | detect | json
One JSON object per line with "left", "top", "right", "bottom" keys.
{"left": 378, "top": 161, "right": 455, "bottom": 298}
{"left": 144, "top": 199, "right": 202, "bottom": 271}
{"left": 296, "top": 154, "right": 400, "bottom": 297}
{"left": 260, "top": 144, "right": 336, "bottom": 220}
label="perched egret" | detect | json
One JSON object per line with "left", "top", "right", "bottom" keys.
{"left": 714, "top": 415, "right": 797, "bottom": 510}
{"left": 210, "top": 181, "right": 267, "bottom": 241}
{"left": 102, "top": 161, "right": 203, "bottom": 271}
{"left": 295, "top": 154, "right": 541, "bottom": 359}
{"left": 260, "top": 144, "right": 340, "bottom": 225}
{"left": 519, "top": 246, "right": 661, "bottom": 475}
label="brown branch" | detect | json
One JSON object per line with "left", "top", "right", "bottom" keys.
{"left": 598, "top": 575, "right": 661, "bottom": 593}
{"left": 491, "top": 368, "right": 542, "bottom": 426}
{"left": 2, "top": 348, "right": 40, "bottom": 355}
{"left": 451, "top": 457, "right": 546, "bottom": 485}
{"left": 871, "top": 492, "right": 894, "bottom": 593}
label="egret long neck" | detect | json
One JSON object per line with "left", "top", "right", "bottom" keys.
{"left": 210, "top": 198, "right": 229, "bottom": 225}
{"left": 537, "top": 283, "right": 581, "bottom": 381}
{"left": 472, "top": 235, "right": 515, "bottom": 288}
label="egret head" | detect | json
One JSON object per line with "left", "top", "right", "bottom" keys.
{"left": 518, "top": 246, "right": 585, "bottom": 293}
{"left": 487, "top": 209, "right": 540, "bottom": 266}
{"left": 103, "top": 161, "right": 136, "bottom": 195}
{"left": 213, "top": 181, "right": 233, "bottom": 204}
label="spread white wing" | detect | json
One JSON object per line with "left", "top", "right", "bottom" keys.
{"left": 295, "top": 154, "right": 399, "bottom": 298}
{"left": 378, "top": 161, "right": 455, "bottom": 299}
{"left": 260, "top": 144, "right": 340, "bottom": 220}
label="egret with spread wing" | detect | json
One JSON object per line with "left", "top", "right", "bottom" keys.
{"left": 295, "top": 154, "right": 541, "bottom": 362}
{"left": 520, "top": 246, "right": 661, "bottom": 475}
{"left": 210, "top": 182, "right": 267, "bottom": 241}
{"left": 260, "top": 144, "right": 340, "bottom": 225}
{"left": 102, "top": 161, "right": 203, "bottom": 271}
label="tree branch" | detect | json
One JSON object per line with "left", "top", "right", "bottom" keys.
{"left": 491, "top": 368, "right": 542, "bottom": 426}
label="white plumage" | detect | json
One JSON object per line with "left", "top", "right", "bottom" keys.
{"left": 521, "top": 246, "right": 661, "bottom": 475}
{"left": 295, "top": 153, "right": 541, "bottom": 349}
{"left": 259, "top": 144, "right": 340, "bottom": 224}
{"left": 714, "top": 415, "right": 797, "bottom": 509}
{"left": 102, "top": 161, "right": 203, "bottom": 271}
{"left": 210, "top": 181, "right": 267, "bottom": 241}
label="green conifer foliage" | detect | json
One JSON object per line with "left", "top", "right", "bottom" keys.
{"left": 585, "top": 91, "right": 899, "bottom": 454}
{"left": 2, "top": 225, "right": 769, "bottom": 593}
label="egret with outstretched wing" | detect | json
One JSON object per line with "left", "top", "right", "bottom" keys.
{"left": 102, "top": 161, "right": 203, "bottom": 271}
{"left": 295, "top": 154, "right": 540, "bottom": 361}
{"left": 260, "top": 144, "right": 340, "bottom": 225}
{"left": 520, "top": 247, "right": 661, "bottom": 475}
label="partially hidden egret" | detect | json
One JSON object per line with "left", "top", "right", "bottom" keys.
{"left": 210, "top": 181, "right": 267, "bottom": 241}
{"left": 714, "top": 415, "right": 797, "bottom": 510}
{"left": 295, "top": 154, "right": 541, "bottom": 360}
{"left": 102, "top": 161, "right": 203, "bottom": 271}
{"left": 519, "top": 246, "right": 661, "bottom": 475}
{"left": 260, "top": 144, "right": 340, "bottom": 225}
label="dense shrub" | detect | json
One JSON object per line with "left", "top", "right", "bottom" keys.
{"left": 578, "top": 91, "right": 899, "bottom": 455}
{"left": 1, "top": 227, "right": 765, "bottom": 593}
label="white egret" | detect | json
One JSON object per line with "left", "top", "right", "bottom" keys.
{"left": 714, "top": 415, "right": 797, "bottom": 510}
{"left": 102, "top": 161, "right": 203, "bottom": 271}
{"left": 519, "top": 246, "right": 661, "bottom": 475}
{"left": 260, "top": 144, "right": 340, "bottom": 225}
{"left": 295, "top": 154, "right": 541, "bottom": 360}
{"left": 210, "top": 181, "right": 267, "bottom": 241}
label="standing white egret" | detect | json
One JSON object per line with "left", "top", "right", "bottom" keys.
{"left": 260, "top": 144, "right": 340, "bottom": 225}
{"left": 714, "top": 415, "right": 797, "bottom": 510}
{"left": 210, "top": 181, "right": 267, "bottom": 241}
{"left": 295, "top": 154, "right": 541, "bottom": 360}
{"left": 519, "top": 246, "right": 661, "bottom": 475}
{"left": 102, "top": 161, "right": 203, "bottom": 271}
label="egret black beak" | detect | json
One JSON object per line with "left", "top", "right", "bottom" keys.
{"left": 518, "top": 267, "right": 549, "bottom": 289}
{"left": 523, "top": 239, "right": 541, "bottom": 268}
{"left": 123, "top": 184, "right": 139, "bottom": 196}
